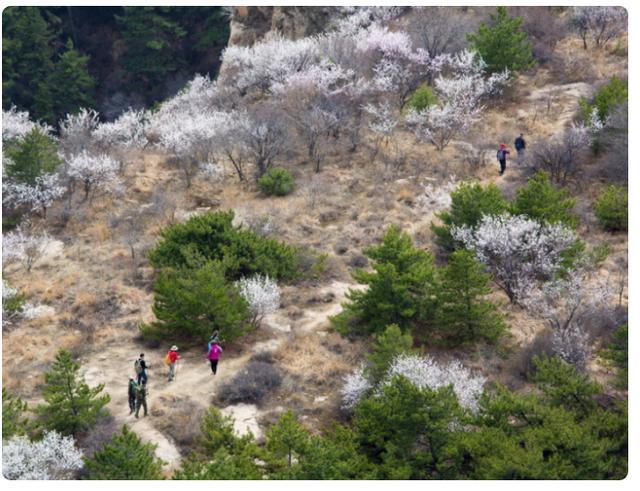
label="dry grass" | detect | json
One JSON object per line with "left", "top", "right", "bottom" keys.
{"left": 151, "top": 395, "right": 204, "bottom": 451}
{"left": 274, "top": 332, "right": 362, "bottom": 387}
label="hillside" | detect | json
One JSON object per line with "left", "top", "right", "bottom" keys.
{"left": 2, "top": 6, "right": 628, "bottom": 480}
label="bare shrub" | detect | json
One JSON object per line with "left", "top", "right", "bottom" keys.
{"left": 408, "top": 7, "right": 475, "bottom": 62}
{"left": 516, "top": 330, "right": 554, "bottom": 378}
{"left": 77, "top": 413, "right": 119, "bottom": 459}
{"left": 551, "top": 52, "right": 597, "bottom": 84}
{"left": 532, "top": 125, "right": 590, "bottom": 184}
{"left": 153, "top": 396, "right": 204, "bottom": 450}
{"left": 597, "top": 105, "right": 628, "bottom": 183}
{"left": 512, "top": 7, "right": 564, "bottom": 65}
{"left": 301, "top": 175, "right": 330, "bottom": 209}
{"left": 218, "top": 360, "right": 282, "bottom": 406}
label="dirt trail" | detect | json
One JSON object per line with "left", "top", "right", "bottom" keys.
{"left": 80, "top": 279, "right": 355, "bottom": 471}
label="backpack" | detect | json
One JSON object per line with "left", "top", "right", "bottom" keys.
{"left": 496, "top": 149, "right": 504, "bottom": 161}
{"left": 134, "top": 359, "right": 143, "bottom": 375}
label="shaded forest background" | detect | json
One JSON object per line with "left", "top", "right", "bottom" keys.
{"left": 2, "top": 6, "right": 230, "bottom": 125}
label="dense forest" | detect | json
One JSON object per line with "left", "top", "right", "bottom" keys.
{"left": 2, "top": 6, "right": 230, "bottom": 124}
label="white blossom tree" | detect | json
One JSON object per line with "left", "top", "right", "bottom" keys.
{"left": 2, "top": 225, "right": 50, "bottom": 273}
{"left": 341, "top": 353, "right": 487, "bottom": 412}
{"left": 66, "top": 151, "right": 122, "bottom": 201}
{"left": 237, "top": 106, "right": 288, "bottom": 178}
{"left": 58, "top": 108, "right": 100, "bottom": 159}
{"left": 452, "top": 214, "right": 577, "bottom": 303}
{"left": 406, "top": 51, "right": 509, "bottom": 151}
{"left": 2, "top": 107, "right": 52, "bottom": 142}
{"left": 2, "top": 431, "right": 84, "bottom": 480}
{"left": 363, "top": 101, "right": 399, "bottom": 162}
{"left": 93, "top": 109, "right": 148, "bottom": 172}
{"left": 522, "top": 269, "right": 614, "bottom": 369}
{"left": 3, "top": 173, "right": 65, "bottom": 218}
{"left": 237, "top": 274, "right": 281, "bottom": 327}
{"left": 340, "top": 365, "right": 373, "bottom": 410}
{"left": 221, "top": 34, "right": 320, "bottom": 94}
{"left": 383, "top": 354, "right": 486, "bottom": 412}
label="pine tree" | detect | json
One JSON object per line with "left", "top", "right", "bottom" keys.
{"left": 601, "top": 324, "right": 628, "bottom": 389}
{"left": 436, "top": 250, "right": 506, "bottom": 345}
{"left": 4, "top": 127, "right": 62, "bottom": 185}
{"left": 116, "top": 7, "right": 186, "bottom": 99}
{"left": 49, "top": 39, "right": 96, "bottom": 123}
{"left": 2, "top": 388, "right": 30, "bottom": 439}
{"left": 2, "top": 7, "right": 57, "bottom": 122}
{"left": 36, "top": 349, "right": 110, "bottom": 436}
{"left": 366, "top": 324, "right": 414, "bottom": 381}
{"left": 431, "top": 183, "right": 510, "bottom": 252}
{"left": 332, "top": 226, "right": 439, "bottom": 335}
{"left": 84, "top": 425, "right": 165, "bottom": 479}
{"left": 143, "top": 260, "right": 250, "bottom": 343}
{"left": 512, "top": 171, "right": 578, "bottom": 228}
{"left": 265, "top": 410, "right": 309, "bottom": 475}
{"left": 466, "top": 6, "right": 535, "bottom": 74}
{"left": 197, "top": 407, "right": 254, "bottom": 457}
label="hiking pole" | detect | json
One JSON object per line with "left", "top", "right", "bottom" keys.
{"left": 174, "top": 358, "right": 179, "bottom": 381}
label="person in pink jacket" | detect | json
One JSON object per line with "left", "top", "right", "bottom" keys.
{"left": 207, "top": 342, "right": 223, "bottom": 375}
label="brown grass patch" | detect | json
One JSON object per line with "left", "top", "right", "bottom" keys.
{"left": 85, "top": 222, "right": 112, "bottom": 241}
{"left": 274, "top": 332, "right": 360, "bottom": 387}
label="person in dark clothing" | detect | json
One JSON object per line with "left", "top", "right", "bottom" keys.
{"left": 128, "top": 377, "right": 138, "bottom": 414}
{"left": 514, "top": 134, "right": 526, "bottom": 164}
{"left": 135, "top": 353, "right": 149, "bottom": 385}
{"left": 135, "top": 380, "right": 148, "bottom": 418}
{"left": 497, "top": 143, "right": 510, "bottom": 175}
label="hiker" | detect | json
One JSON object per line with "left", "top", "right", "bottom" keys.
{"left": 166, "top": 345, "right": 180, "bottom": 382}
{"left": 208, "top": 330, "right": 223, "bottom": 350}
{"left": 207, "top": 341, "right": 223, "bottom": 375}
{"left": 134, "top": 353, "right": 149, "bottom": 384}
{"left": 514, "top": 133, "right": 526, "bottom": 164}
{"left": 135, "top": 380, "right": 148, "bottom": 418}
{"left": 497, "top": 143, "right": 510, "bottom": 176}
{"left": 128, "top": 377, "right": 138, "bottom": 415}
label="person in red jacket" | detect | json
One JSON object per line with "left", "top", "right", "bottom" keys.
{"left": 167, "top": 345, "right": 180, "bottom": 382}
{"left": 497, "top": 143, "right": 510, "bottom": 176}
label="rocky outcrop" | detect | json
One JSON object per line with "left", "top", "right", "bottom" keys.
{"left": 228, "top": 6, "right": 335, "bottom": 47}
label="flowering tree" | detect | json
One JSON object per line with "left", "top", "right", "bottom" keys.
{"left": 452, "top": 214, "right": 577, "bottom": 303}
{"left": 2, "top": 431, "right": 84, "bottom": 480}
{"left": 66, "top": 151, "right": 122, "bottom": 201}
{"left": 523, "top": 269, "right": 614, "bottom": 369}
{"left": 237, "top": 106, "right": 287, "bottom": 178}
{"left": 58, "top": 108, "right": 100, "bottom": 159}
{"left": 341, "top": 353, "right": 486, "bottom": 412}
{"left": 94, "top": 109, "right": 148, "bottom": 150}
{"left": 2, "top": 225, "right": 50, "bottom": 272}
{"left": 156, "top": 111, "right": 231, "bottom": 187}
{"left": 93, "top": 109, "right": 148, "bottom": 172}
{"left": 363, "top": 101, "right": 398, "bottom": 162}
{"left": 340, "top": 366, "right": 373, "bottom": 410}
{"left": 384, "top": 354, "right": 486, "bottom": 412}
{"left": 221, "top": 34, "right": 319, "bottom": 94}
{"left": 406, "top": 51, "right": 509, "bottom": 151}
{"left": 237, "top": 274, "right": 280, "bottom": 327}
{"left": 2, "top": 107, "right": 53, "bottom": 142}
{"left": 3, "top": 173, "right": 65, "bottom": 218}
{"left": 569, "top": 7, "right": 627, "bottom": 50}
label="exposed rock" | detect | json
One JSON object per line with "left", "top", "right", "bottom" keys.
{"left": 228, "top": 6, "right": 336, "bottom": 47}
